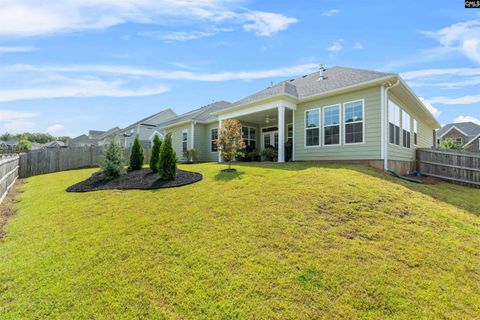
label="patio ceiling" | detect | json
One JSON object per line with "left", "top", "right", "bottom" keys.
{"left": 232, "top": 108, "right": 293, "bottom": 126}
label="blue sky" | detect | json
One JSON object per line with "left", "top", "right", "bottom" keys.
{"left": 0, "top": 0, "right": 479, "bottom": 137}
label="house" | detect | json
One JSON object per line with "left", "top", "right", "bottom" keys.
{"left": 117, "top": 109, "right": 177, "bottom": 148}
{"left": 0, "top": 139, "right": 19, "bottom": 152}
{"left": 163, "top": 66, "right": 440, "bottom": 174}
{"left": 436, "top": 122, "right": 480, "bottom": 152}
{"left": 44, "top": 140, "right": 67, "bottom": 148}
{"left": 93, "top": 127, "right": 120, "bottom": 147}
{"left": 69, "top": 134, "right": 97, "bottom": 147}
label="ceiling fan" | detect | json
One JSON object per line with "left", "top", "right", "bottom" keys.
{"left": 265, "top": 114, "right": 276, "bottom": 124}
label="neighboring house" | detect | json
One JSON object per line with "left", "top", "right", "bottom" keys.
{"left": 118, "top": 109, "right": 177, "bottom": 148}
{"left": 164, "top": 66, "right": 440, "bottom": 174}
{"left": 45, "top": 141, "right": 67, "bottom": 148}
{"left": 95, "top": 127, "right": 121, "bottom": 147}
{"left": 436, "top": 122, "right": 480, "bottom": 152}
{"left": 69, "top": 134, "right": 98, "bottom": 147}
{"left": 0, "top": 139, "right": 19, "bottom": 151}
{"left": 30, "top": 142, "right": 43, "bottom": 150}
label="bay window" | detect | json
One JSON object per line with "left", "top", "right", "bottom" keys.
{"left": 344, "top": 100, "right": 364, "bottom": 144}
{"left": 323, "top": 104, "right": 340, "bottom": 145}
{"left": 305, "top": 109, "right": 320, "bottom": 147}
{"left": 402, "top": 111, "right": 411, "bottom": 148}
{"left": 388, "top": 100, "right": 400, "bottom": 145}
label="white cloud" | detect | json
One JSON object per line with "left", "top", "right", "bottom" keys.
{"left": 454, "top": 115, "right": 480, "bottom": 125}
{"left": 142, "top": 28, "right": 232, "bottom": 42}
{"left": 0, "top": 109, "right": 38, "bottom": 133}
{"left": 46, "top": 124, "right": 65, "bottom": 134}
{"left": 0, "top": 78, "right": 170, "bottom": 102}
{"left": 425, "top": 94, "right": 480, "bottom": 105}
{"left": 419, "top": 97, "right": 442, "bottom": 118}
{"left": 321, "top": 9, "right": 339, "bottom": 17}
{"left": 0, "top": 46, "right": 35, "bottom": 53}
{"left": 242, "top": 11, "right": 298, "bottom": 36}
{"left": 327, "top": 39, "right": 343, "bottom": 54}
{"left": 354, "top": 42, "right": 364, "bottom": 50}
{"left": 0, "top": 1, "right": 297, "bottom": 37}
{"left": 3, "top": 63, "right": 319, "bottom": 82}
{"left": 423, "top": 19, "right": 480, "bottom": 64}
{"left": 401, "top": 67, "right": 480, "bottom": 80}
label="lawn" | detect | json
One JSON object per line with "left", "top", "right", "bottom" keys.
{"left": 1, "top": 162, "right": 480, "bottom": 319}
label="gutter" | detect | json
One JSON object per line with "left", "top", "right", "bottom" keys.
{"left": 383, "top": 79, "right": 400, "bottom": 171}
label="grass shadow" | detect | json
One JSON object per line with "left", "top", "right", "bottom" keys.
{"left": 214, "top": 170, "right": 245, "bottom": 181}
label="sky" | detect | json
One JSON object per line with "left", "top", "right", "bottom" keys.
{"left": 0, "top": 0, "right": 479, "bottom": 137}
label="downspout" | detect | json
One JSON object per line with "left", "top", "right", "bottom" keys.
{"left": 383, "top": 79, "right": 400, "bottom": 171}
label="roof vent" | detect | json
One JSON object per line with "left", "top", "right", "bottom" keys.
{"left": 318, "top": 64, "right": 326, "bottom": 81}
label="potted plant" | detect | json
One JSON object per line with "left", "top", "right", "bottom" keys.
{"left": 260, "top": 147, "right": 278, "bottom": 162}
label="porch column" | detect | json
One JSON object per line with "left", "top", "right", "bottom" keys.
{"left": 278, "top": 106, "right": 285, "bottom": 163}
{"left": 218, "top": 119, "right": 223, "bottom": 162}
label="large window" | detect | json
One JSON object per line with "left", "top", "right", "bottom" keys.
{"left": 344, "top": 100, "right": 364, "bottom": 144}
{"left": 242, "top": 126, "right": 256, "bottom": 148}
{"left": 323, "top": 105, "right": 340, "bottom": 145}
{"left": 455, "top": 137, "right": 463, "bottom": 144}
{"left": 402, "top": 111, "right": 411, "bottom": 148}
{"left": 287, "top": 124, "right": 293, "bottom": 143}
{"left": 388, "top": 100, "right": 400, "bottom": 145}
{"left": 413, "top": 119, "right": 418, "bottom": 145}
{"left": 305, "top": 109, "right": 320, "bottom": 147}
{"left": 182, "top": 129, "right": 188, "bottom": 152}
{"left": 211, "top": 128, "right": 218, "bottom": 152}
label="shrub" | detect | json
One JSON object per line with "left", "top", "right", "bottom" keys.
{"left": 129, "top": 135, "right": 144, "bottom": 170}
{"left": 150, "top": 135, "right": 162, "bottom": 172}
{"left": 260, "top": 147, "right": 278, "bottom": 161}
{"left": 438, "top": 138, "right": 464, "bottom": 150}
{"left": 183, "top": 148, "right": 199, "bottom": 163}
{"left": 101, "top": 139, "right": 123, "bottom": 178}
{"left": 158, "top": 133, "right": 177, "bottom": 180}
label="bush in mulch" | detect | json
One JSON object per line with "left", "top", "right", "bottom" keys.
{"left": 66, "top": 168, "right": 202, "bottom": 192}
{"left": 150, "top": 135, "right": 162, "bottom": 173}
{"left": 158, "top": 133, "right": 176, "bottom": 180}
{"left": 129, "top": 135, "right": 144, "bottom": 171}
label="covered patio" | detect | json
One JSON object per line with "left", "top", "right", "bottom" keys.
{"left": 214, "top": 100, "right": 296, "bottom": 162}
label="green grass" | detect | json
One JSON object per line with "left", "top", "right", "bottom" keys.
{"left": 1, "top": 162, "right": 480, "bottom": 319}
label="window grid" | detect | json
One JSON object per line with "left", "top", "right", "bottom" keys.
{"left": 323, "top": 105, "right": 341, "bottom": 146}
{"left": 344, "top": 100, "right": 364, "bottom": 144}
{"left": 211, "top": 128, "right": 218, "bottom": 152}
{"left": 305, "top": 109, "right": 320, "bottom": 147}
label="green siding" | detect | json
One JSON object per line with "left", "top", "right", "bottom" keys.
{"left": 294, "top": 86, "right": 382, "bottom": 161}
{"left": 387, "top": 93, "right": 435, "bottom": 161}
{"left": 165, "top": 123, "right": 192, "bottom": 161}
{"left": 195, "top": 122, "right": 219, "bottom": 161}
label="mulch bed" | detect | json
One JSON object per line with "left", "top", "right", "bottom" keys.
{"left": 66, "top": 168, "right": 202, "bottom": 192}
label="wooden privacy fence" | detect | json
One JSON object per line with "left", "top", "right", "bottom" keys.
{"left": 18, "top": 146, "right": 152, "bottom": 178}
{"left": 417, "top": 148, "right": 480, "bottom": 187}
{"left": 0, "top": 154, "right": 19, "bottom": 204}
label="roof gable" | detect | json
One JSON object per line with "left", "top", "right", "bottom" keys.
{"left": 437, "top": 122, "right": 480, "bottom": 142}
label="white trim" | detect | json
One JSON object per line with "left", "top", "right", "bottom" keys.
{"left": 402, "top": 110, "right": 411, "bottom": 149}
{"left": 304, "top": 107, "right": 321, "bottom": 148}
{"left": 322, "top": 104, "right": 341, "bottom": 147}
{"left": 148, "top": 130, "right": 164, "bottom": 141}
{"left": 181, "top": 129, "right": 188, "bottom": 153}
{"left": 413, "top": 119, "right": 418, "bottom": 146}
{"left": 217, "top": 99, "right": 296, "bottom": 120}
{"left": 292, "top": 112, "right": 296, "bottom": 161}
{"left": 241, "top": 125, "right": 257, "bottom": 148}
{"left": 191, "top": 122, "right": 195, "bottom": 149}
{"left": 278, "top": 106, "right": 285, "bottom": 162}
{"left": 437, "top": 125, "right": 469, "bottom": 139}
{"left": 380, "top": 85, "right": 385, "bottom": 160}
{"left": 218, "top": 119, "right": 223, "bottom": 162}
{"left": 464, "top": 133, "right": 480, "bottom": 147}
{"left": 387, "top": 99, "right": 401, "bottom": 147}
{"left": 210, "top": 127, "right": 219, "bottom": 153}
{"left": 343, "top": 99, "right": 365, "bottom": 145}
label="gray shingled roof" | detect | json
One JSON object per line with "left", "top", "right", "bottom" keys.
{"left": 88, "top": 130, "right": 105, "bottom": 137}
{"left": 122, "top": 109, "right": 175, "bottom": 131}
{"left": 231, "top": 66, "right": 395, "bottom": 107}
{"left": 437, "top": 122, "right": 480, "bottom": 143}
{"left": 161, "top": 101, "right": 232, "bottom": 127}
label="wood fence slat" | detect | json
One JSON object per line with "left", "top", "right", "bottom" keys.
{"left": 418, "top": 148, "right": 480, "bottom": 187}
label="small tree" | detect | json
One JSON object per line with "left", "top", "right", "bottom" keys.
{"left": 150, "top": 135, "right": 162, "bottom": 172}
{"left": 158, "top": 133, "right": 177, "bottom": 180}
{"left": 216, "top": 119, "right": 245, "bottom": 170}
{"left": 439, "top": 138, "right": 464, "bottom": 150}
{"left": 101, "top": 139, "right": 123, "bottom": 178}
{"left": 129, "top": 135, "right": 144, "bottom": 170}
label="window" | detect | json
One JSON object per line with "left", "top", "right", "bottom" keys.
{"left": 455, "top": 137, "right": 463, "bottom": 144}
{"left": 323, "top": 105, "right": 340, "bottom": 145}
{"left": 211, "top": 128, "right": 218, "bottom": 152}
{"left": 402, "top": 111, "right": 411, "bottom": 148}
{"left": 182, "top": 130, "right": 188, "bottom": 152}
{"left": 242, "top": 126, "right": 256, "bottom": 148}
{"left": 388, "top": 100, "right": 400, "bottom": 145}
{"left": 287, "top": 124, "right": 293, "bottom": 143}
{"left": 305, "top": 109, "right": 320, "bottom": 146}
{"left": 413, "top": 119, "right": 418, "bottom": 145}
{"left": 344, "top": 100, "right": 364, "bottom": 144}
